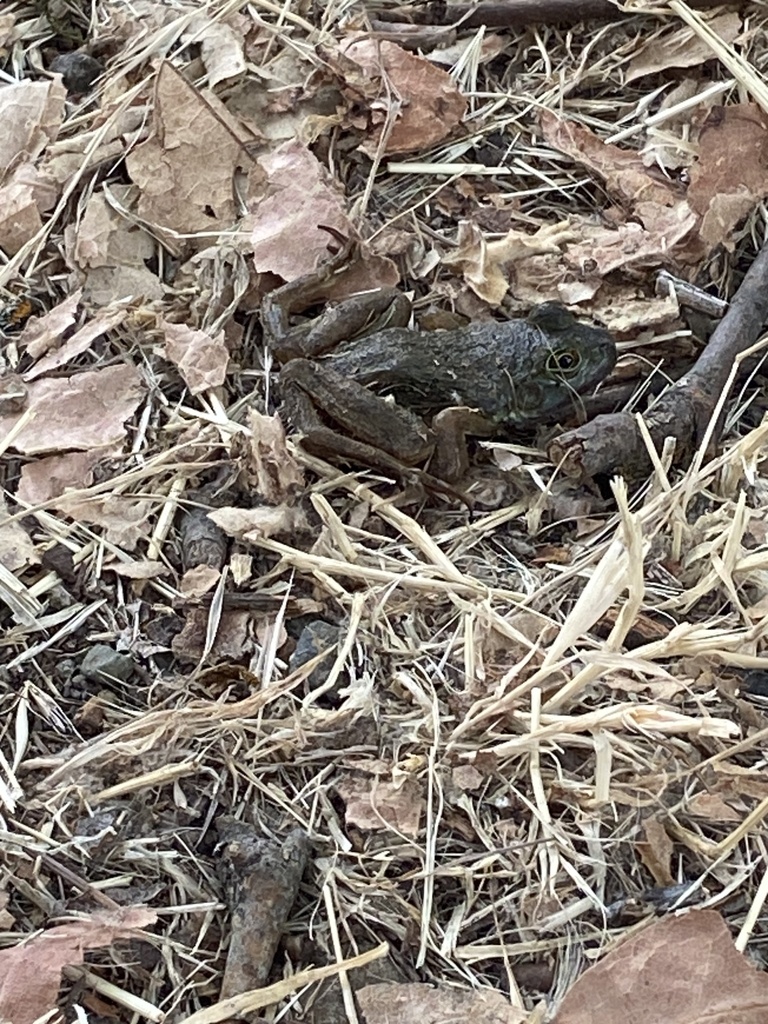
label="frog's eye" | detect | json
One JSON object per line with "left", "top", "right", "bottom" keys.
{"left": 547, "top": 347, "right": 582, "bottom": 378}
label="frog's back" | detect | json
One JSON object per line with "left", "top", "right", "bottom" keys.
{"left": 323, "top": 314, "right": 614, "bottom": 426}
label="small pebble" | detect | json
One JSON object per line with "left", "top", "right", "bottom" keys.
{"left": 289, "top": 621, "right": 341, "bottom": 690}
{"left": 80, "top": 644, "right": 135, "bottom": 685}
{"left": 50, "top": 52, "right": 103, "bottom": 94}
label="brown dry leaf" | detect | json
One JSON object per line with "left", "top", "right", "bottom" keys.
{"left": 180, "top": 564, "right": 221, "bottom": 598}
{"left": 172, "top": 606, "right": 253, "bottom": 662}
{"left": 640, "top": 78, "right": 710, "bottom": 172}
{"left": 250, "top": 140, "right": 352, "bottom": 280}
{"left": 686, "top": 791, "right": 742, "bottom": 822}
{"left": 162, "top": 321, "right": 229, "bottom": 394}
{"left": 15, "top": 459, "right": 152, "bottom": 548}
{"left": 15, "top": 450, "right": 105, "bottom": 506}
{"left": 357, "top": 982, "right": 528, "bottom": 1024}
{"left": 603, "top": 675, "right": 685, "bottom": 699}
{"left": 0, "top": 496, "right": 38, "bottom": 572}
{"left": 563, "top": 209, "right": 697, "bottom": 280}
{"left": 553, "top": 909, "right": 768, "bottom": 1024}
{"left": 0, "top": 905, "right": 157, "bottom": 1024}
{"left": 443, "top": 219, "right": 578, "bottom": 305}
{"left": 636, "top": 818, "right": 674, "bottom": 885}
{"left": 0, "top": 364, "right": 144, "bottom": 455}
{"left": 58, "top": 496, "right": 152, "bottom": 550}
{"left": 0, "top": 163, "right": 59, "bottom": 254}
{"left": 69, "top": 188, "right": 163, "bottom": 304}
{"left": 335, "top": 776, "right": 423, "bottom": 837}
{"left": 106, "top": 559, "right": 169, "bottom": 580}
{"left": 187, "top": 14, "right": 248, "bottom": 88}
{"left": 540, "top": 109, "right": 681, "bottom": 209}
{"left": 208, "top": 504, "right": 308, "bottom": 542}
{"left": 687, "top": 104, "right": 768, "bottom": 251}
{"left": 126, "top": 62, "right": 260, "bottom": 238}
{"left": 0, "top": 13, "right": 15, "bottom": 47}
{"left": 626, "top": 12, "right": 742, "bottom": 82}
{"left": 712, "top": 763, "right": 768, "bottom": 802}
{"left": 0, "top": 889, "right": 13, "bottom": 931}
{"left": 452, "top": 765, "right": 484, "bottom": 791}
{"left": 0, "top": 79, "right": 66, "bottom": 181}
{"left": 18, "top": 289, "right": 82, "bottom": 358}
{"left": 245, "top": 410, "right": 304, "bottom": 503}
{"left": 24, "top": 307, "right": 127, "bottom": 381}
{"left": 586, "top": 290, "right": 681, "bottom": 334}
{"left": 339, "top": 38, "right": 466, "bottom": 156}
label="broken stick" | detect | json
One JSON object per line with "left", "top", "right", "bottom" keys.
{"left": 385, "top": 0, "right": 739, "bottom": 29}
{"left": 549, "top": 238, "right": 768, "bottom": 481}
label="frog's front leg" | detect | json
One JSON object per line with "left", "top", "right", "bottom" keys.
{"left": 280, "top": 359, "right": 434, "bottom": 471}
{"left": 430, "top": 407, "right": 498, "bottom": 481}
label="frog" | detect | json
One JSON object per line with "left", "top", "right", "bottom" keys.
{"left": 261, "top": 240, "right": 616, "bottom": 485}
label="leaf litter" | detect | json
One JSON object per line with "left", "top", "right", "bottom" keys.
{"left": 2, "top": 2, "right": 768, "bottom": 1024}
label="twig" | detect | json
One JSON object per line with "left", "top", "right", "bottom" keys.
{"left": 380, "top": 0, "right": 738, "bottom": 29}
{"left": 548, "top": 238, "right": 768, "bottom": 480}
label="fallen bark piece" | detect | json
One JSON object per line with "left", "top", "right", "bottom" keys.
{"left": 549, "top": 238, "right": 768, "bottom": 480}
{"left": 217, "top": 821, "right": 310, "bottom": 997}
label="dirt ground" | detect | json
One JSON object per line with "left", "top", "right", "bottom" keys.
{"left": 3, "top": 1, "right": 768, "bottom": 1022}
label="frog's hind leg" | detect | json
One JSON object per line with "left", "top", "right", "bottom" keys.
{"left": 280, "top": 359, "right": 434, "bottom": 469}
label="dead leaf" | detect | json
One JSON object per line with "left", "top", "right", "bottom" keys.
{"left": 443, "top": 219, "right": 577, "bottom": 305}
{"left": 250, "top": 140, "right": 352, "bottom": 279}
{"left": 0, "top": 79, "right": 66, "bottom": 182}
{"left": 452, "top": 765, "right": 484, "bottom": 791}
{"left": 15, "top": 449, "right": 104, "bottom": 505}
{"left": 106, "top": 560, "right": 169, "bottom": 580}
{"left": 357, "top": 982, "right": 528, "bottom": 1024}
{"left": 339, "top": 38, "right": 466, "bottom": 156}
{"left": 0, "top": 364, "right": 145, "bottom": 454}
{"left": 24, "top": 306, "right": 128, "bottom": 381}
{"left": 0, "top": 495, "right": 38, "bottom": 572}
{"left": 162, "top": 321, "right": 229, "bottom": 394}
{"left": 209, "top": 504, "right": 308, "bottom": 542}
{"left": 636, "top": 818, "right": 674, "bottom": 885}
{"left": 18, "top": 289, "right": 82, "bottom": 359}
{"left": 69, "top": 188, "right": 163, "bottom": 304}
{"left": 244, "top": 410, "right": 305, "bottom": 503}
{"left": 0, "top": 888, "right": 14, "bottom": 931}
{"left": 0, "top": 162, "right": 59, "bottom": 254}
{"left": 335, "top": 776, "right": 423, "bottom": 836}
{"left": 180, "top": 564, "right": 221, "bottom": 598}
{"left": 563, "top": 208, "right": 697, "bottom": 279}
{"left": 626, "top": 12, "right": 742, "bottom": 82}
{"left": 687, "top": 104, "right": 768, "bottom": 251}
{"left": 0, "top": 906, "right": 157, "bottom": 1024}
{"left": 553, "top": 909, "right": 768, "bottom": 1024}
{"left": 187, "top": 14, "right": 248, "bottom": 88}
{"left": 126, "top": 62, "right": 261, "bottom": 239}
{"left": 172, "top": 606, "right": 253, "bottom": 662}
{"left": 686, "top": 791, "right": 742, "bottom": 822}
{"left": 540, "top": 108, "right": 681, "bottom": 209}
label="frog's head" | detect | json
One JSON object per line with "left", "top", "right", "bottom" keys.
{"left": 508, "top": 302, "right": 616, "bottom": 425}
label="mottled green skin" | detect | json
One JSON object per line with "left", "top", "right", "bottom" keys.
{"left": 321, "top": 302, "right": 617, "bottom": 429}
